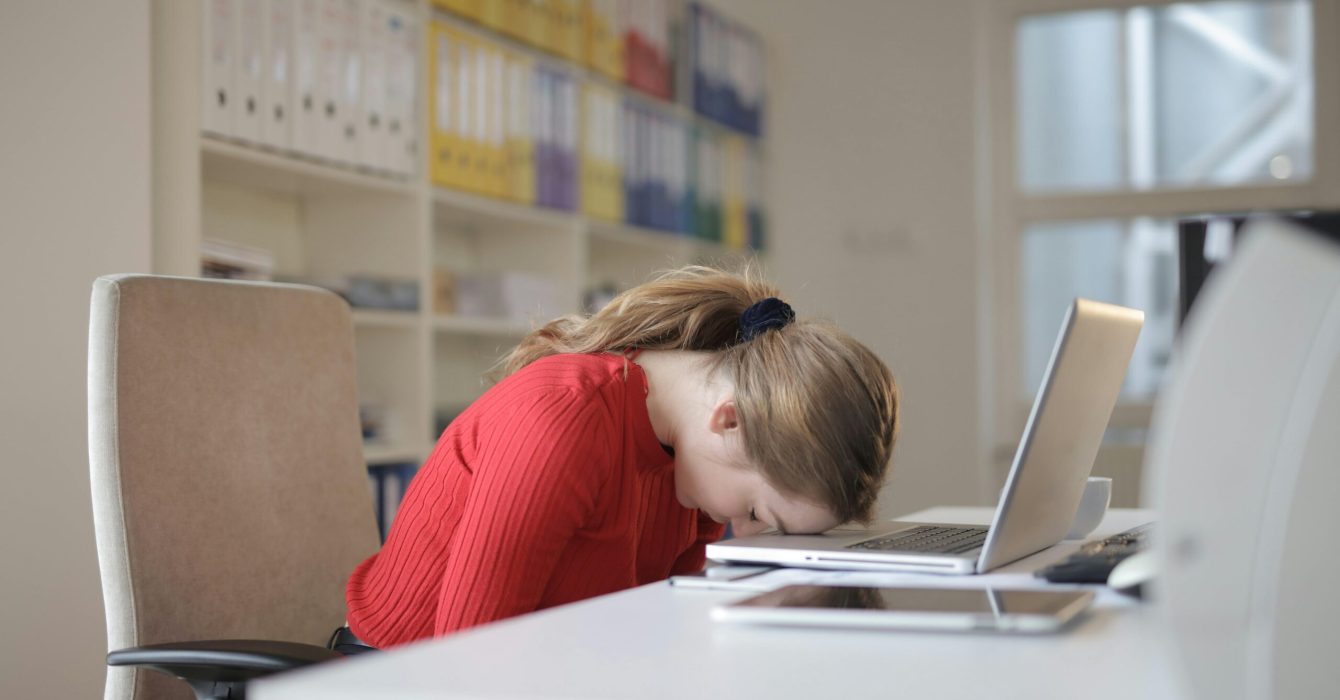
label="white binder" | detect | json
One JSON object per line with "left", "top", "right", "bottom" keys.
{"left": 260, "top": 0, "right": 294, "bottom": 151}
{"left": 233, "top": 0, "right": 266, "bottom": 142}
{"left": 384, "top": 2, "right": 418, "bottom": 175}
{"left": 335, "top": 0, "right": 362, "bottom": 165}
{"left": 360, "top": 0, "right": 389, "bottom": 172}
{"left": 202, "top": 0, "right": 236, "bottom": 137}
{"left": 291, "top": 0, "right": 322, "bottom": 157}
{"left": 314, "top": 0, "right": 344, "bottom": 162}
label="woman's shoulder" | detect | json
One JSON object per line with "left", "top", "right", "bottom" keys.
{"left": 504, "top": 353, "right": 630, "bottom": 395}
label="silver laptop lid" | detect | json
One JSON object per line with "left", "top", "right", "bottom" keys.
{"left": 976, "top": 298, "right": 1143, "bottom": 571}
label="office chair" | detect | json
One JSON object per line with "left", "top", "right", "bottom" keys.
{"left": 88, "top": 275, "right": 382, "bottom": 700}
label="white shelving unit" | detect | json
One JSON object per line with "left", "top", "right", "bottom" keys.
{"left": 153, "top": 0, "right": 762, "bottom": 468}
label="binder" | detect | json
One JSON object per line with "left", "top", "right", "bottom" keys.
{"left": 504, "top": 50, "right": 535, "bottom": 203}
{"left": 557, "top": 73, "right": 578, "bottom": 211}
{"left": 384, "top": 2, "right": 419, "bottom": 175}
{"left": 604, "top": 89, "right": 624, "bottom": 223}
{"left": 721, "top": 134, "right": 747, "bottom": 251}
{"left": 314, "top": 0, "right": 344, "bottom": 161}
{"left": 260, "top": 0, "right": 294, "bottom": 151}
{"left": 689, "top": 2, "right": 765, "bottom": 136}
{"left": 454, "top": 31, "right": 478, "bottom": 188}
{"left": 624, "top": 0, "right": 669, "bottom": 99}
{"left": 499, "top": 0, "right": 530, "bottom": 43}
{"left": 668, "top": 117, "right": 688, "bottom": 234}
{"left": 360, "top": 0, "right": 389, "bottom": 171}
{"left": 487, "top": 43, "right": 508, "bottom": 198}
{"left": 335, "top": 0, "right": 363, "bottom": 165}
{"left": 202, "top": 0, "right": 235, "bottom": 138}
{"left": 551, "top": 0, "right": 583, "bottom": 62}
{"left": 429, "top": 21, "right": 460, "bottom": 188}
{"left": 469, "top": 36, "right": 492, "bottom": 194}
{"left": 234, "top": 0, "right": 266, "bottom": 143}
{"left": 692, "top": 126, "right": 721, "bottom": 243}
{"left": 525, "top": 0, "right": 554, "bottom": 52}
{"left": 434, "top": 0, "right": 484, "bottom": 22}
{"left": 582, "top": 0, "right": 622, "bottom": 81}
{"left": 480, "top": 0, "right": 507, "bottom": 33}
{"left": 745, "top": 145, "right": 765, "bottom": 251}
{"left": 291, "top": 0, "right": 322, "bottom": 157}
{"left": 533, "top": 67, "right": 554, "bottom": 207}
{"left": 580, "top": 83, "right": 620, "bottom": 222}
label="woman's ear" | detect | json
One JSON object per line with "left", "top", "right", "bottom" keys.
{"left": 709, "top": 399, "right": 740, "bottom": 435}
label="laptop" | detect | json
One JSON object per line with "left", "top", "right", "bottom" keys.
{"left": 706, "top": 298, "right": 1144, "bottom": 574}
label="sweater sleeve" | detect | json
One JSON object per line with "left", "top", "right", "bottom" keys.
{"left": 668, "top": 513, "right": 726, "bottom": 575}
{"left": 433, "top": 387, "right": 613, "bottom": 635}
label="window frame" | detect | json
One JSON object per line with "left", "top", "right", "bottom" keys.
{"left": 973, "top": 0, "right": 1340, "bottom": 500}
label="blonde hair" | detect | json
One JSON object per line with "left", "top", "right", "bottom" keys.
{"left": 498, "top": 265, "right": 900, "bottom": 525}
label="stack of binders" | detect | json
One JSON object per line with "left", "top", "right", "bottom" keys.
{"left": 202, "top": 0, "right": 419, "bottom": 176}
{"left": 623, "top": 0, "right": 672, "bottom": 100}
{"left": 580, "top": 83, "right": 623, "bottom": 222}
{"left": 621, "top": 102, "right": 690, "bottom": 234}
{"left": 688, "top": 2, "right": 764, "bottom": 136}
{"left": 583, "top": 0, "right": 624, "bottom": 81}
{"left": 691, "top": 126, "right": 722, "bottom": 245}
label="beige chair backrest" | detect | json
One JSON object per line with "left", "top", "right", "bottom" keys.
{"left": 88, "top": 275, "right": 381, "bottom": 700}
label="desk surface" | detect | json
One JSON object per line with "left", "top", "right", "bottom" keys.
{"left": 254, "top": 508, "right": 1188, "bottom": 700}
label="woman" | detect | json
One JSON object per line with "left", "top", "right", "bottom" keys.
{"left": 344, "top": 266, "right": 900, "bottom": 648}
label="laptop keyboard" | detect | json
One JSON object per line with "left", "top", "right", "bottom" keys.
{"left": 847, "top": 526, "right": 989, "bottom": 555}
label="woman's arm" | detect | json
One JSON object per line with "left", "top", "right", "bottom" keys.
{"left": 432, "top": 389, "right": 614, "bottom": 635}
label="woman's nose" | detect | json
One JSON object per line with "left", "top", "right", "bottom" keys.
{"left": 729, "top": 518, "right": 771, "bottom": 538}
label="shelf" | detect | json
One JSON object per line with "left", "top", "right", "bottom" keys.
{"left": 587, "top": 220, "right": 697, "bottom": 255}
{"left": 432, "top": 186, "right": 581, "bottom": 234}
{"left": 363, "top": 441, "right": 426, "bottom": 465}
{"left": 201, "top": 136, "right": 418, "bottom": 198}
{"left": 434, "top": 314, "right": 535, "bottom": 337}
{"left": 351, "top": 308, "right": 420, "bottom": 330}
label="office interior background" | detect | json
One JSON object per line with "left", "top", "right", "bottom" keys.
{"left": 2, "top": 0, "right": 1336, "bottom": 696}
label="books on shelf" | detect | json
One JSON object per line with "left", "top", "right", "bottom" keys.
{"left": 581, "top": 82, "right": 622, "bottom": 222}
{"left": 203, "top": 0, "right": 418, "bottom": 177}
{"left": 202, "top": 238, "right": 276, "bottom": 280}
{"left": 367, "top": 461, "right": 419, "bottom": 542}
{"left": 623, "top": 0, "right": 672, "bottom": 100}
{"left": 688, "top": 2, "right": 764, "bottom": 136}
{"left": 446, "top": 269, "right": 563, "bottom": 322}
{"left": 583, "top": 0, "right": 623, "bottom": 81}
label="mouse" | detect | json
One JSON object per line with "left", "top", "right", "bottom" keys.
{"left": 1107, "top": 550, "right": 1157, "bottom": 598}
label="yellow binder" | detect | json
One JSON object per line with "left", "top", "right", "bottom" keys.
{"left": 429, "top": 22, "right": 466, "bottom": 191}
{"left": 551, "top": 0, "right": 583, "bottom": 62}
{"left": 505, "top": 50, "right": 536, "bottom": 204}
{"left": 525, "top": 0, "right": 553, "bottom": 50}
{"left": 722, "top": 134, "right": 748, "bottom": 251}
{"left": 583, "top": 0, "right": 623, "bottom": 81}
{"left": 433, "top": 0, "right": 483, "bottom": 22}
{"left": 479, "top": 0, "right": 506, "bottom": 31}
{"left": 483, "top": 41, "right": 508, "bottom": 198}
{"left": 581, "top": 83, "right": 622, "bottom": 222}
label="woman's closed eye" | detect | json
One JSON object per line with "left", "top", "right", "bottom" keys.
{"left": 749, "top": 508, "right": 759, "bottom": 523}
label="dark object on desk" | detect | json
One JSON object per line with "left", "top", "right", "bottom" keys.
{"left": 1036, "top": 523, "right": 1154, "bottom": 595}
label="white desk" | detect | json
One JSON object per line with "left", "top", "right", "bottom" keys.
{"left": 254, "top": 508, "right": 1189, "bottom": 700}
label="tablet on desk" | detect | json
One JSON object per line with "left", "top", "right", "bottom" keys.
{"left": 711, "top": 586, "right": 1093, "bottom": 633}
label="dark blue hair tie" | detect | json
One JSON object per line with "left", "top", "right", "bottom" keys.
{"left": 740, "top": 297, "right": 795, "bottom": 341}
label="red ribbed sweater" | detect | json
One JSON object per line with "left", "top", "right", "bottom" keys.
{"left": 345, "top": 352, "right": 724, "bottom": 647}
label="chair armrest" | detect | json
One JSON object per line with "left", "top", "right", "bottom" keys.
{"left": 108, "top": 639, "right": 340, "bottom": 686}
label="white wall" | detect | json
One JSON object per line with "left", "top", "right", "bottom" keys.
{"left": 712, "top": 0, "right": 984, "bottom": 517}
{"left": 0, "top": 1, "right": 153, "bottom": 697}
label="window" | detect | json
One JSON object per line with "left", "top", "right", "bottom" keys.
{"left": 1018, "top": 0, "right": 1313, "bottom": 193}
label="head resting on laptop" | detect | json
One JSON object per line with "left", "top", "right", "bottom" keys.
{"left": 497, "top": 265, "right": 901, "bottom": 537}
